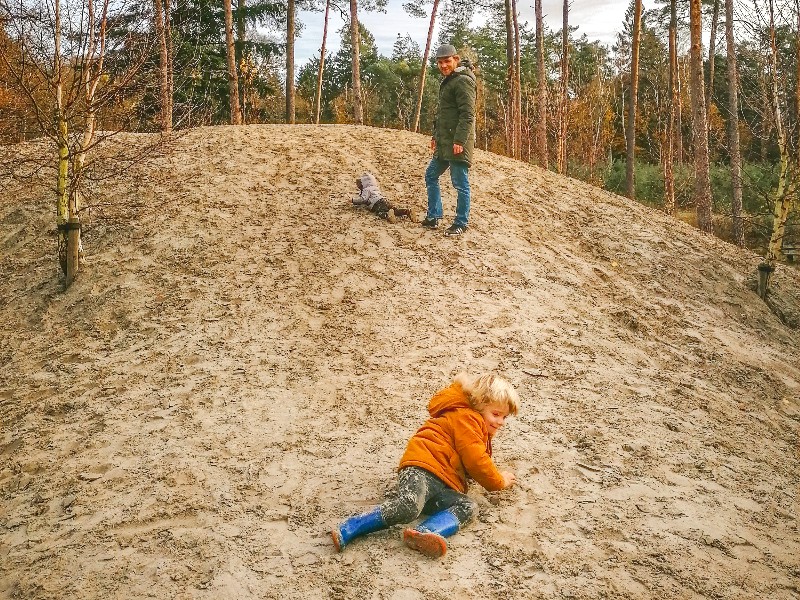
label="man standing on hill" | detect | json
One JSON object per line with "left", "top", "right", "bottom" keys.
{"left": 420, "top": 44, "right": 476, "bottom": 237}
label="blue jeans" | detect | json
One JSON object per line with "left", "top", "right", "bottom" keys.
{"left": 425, "top": 157, "right": 471, "bottom": 227}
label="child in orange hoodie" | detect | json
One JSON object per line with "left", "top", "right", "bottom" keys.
{"left": 331, "top": 372, "right": 519, "bottom": 558}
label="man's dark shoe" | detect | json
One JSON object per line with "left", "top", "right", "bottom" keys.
{"left": 444, "top": 223, "right": 468, "bottom": 237}
{"left": 421, "top": 217, "right": 439, "bottom": 229}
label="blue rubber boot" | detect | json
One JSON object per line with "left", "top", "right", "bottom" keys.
{"left": 331, "top": 507, "right": 386, "bottom": 552}
{"left": 403, "top": 510, "right": 460, "bottom": 558}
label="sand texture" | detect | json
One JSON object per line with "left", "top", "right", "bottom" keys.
{"left": 1, "top": 125, "right": 799, "bottom": 599}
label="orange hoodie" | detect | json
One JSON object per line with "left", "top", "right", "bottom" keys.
{"left": 398, "top": 382, "right": 506, "bottom": 493}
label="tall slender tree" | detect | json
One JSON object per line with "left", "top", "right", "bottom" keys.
{"left": 664, "top": 0, "right": 678, "bottom": 214}
{"left": 153, "top": 0, "right": 172, "bottom": 132}
{"left": 412, "top": 0, "right": 441, "bottom": 133}
{"left": 705, "top": 0, "right": 719, "bottom": 118}
{"left": 315, "top": 0, "right": 332, "bottom": 124}
{"left": 504, "top": 0, "right": 515, "bottom": 156}
{"left": 725, "top": 0, "right": 744, "bottom": 246}
{"left": 512, "top": 0, "right": 522, "bottom": 159}
{"left": 766, "top": 0, "right": 792, "bottom": 262}
{"left": 286, "top": 0, "right": 296, "bottom": 123}
{"left": 557, "top": 0, "right": 569, "bottom": 174}
{"left": 535, "top": 0, "right": 548, "bottom": 169}
{"left": 625, "top": 0, "right": 642, "bottom": 199}
{"left": 689, "top": 0, "right": 712, "bottom": 232}
{"left": 350, "top": 0, "right": 364, "bottom": 123}
{"left": 223, "top": 0, "right": 243, "bottom": 124}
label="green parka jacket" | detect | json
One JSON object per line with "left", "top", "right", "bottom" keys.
{"left": 432, "top": 66, "right": 476, "bottom": 167}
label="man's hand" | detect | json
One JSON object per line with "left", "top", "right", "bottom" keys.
{"left": 430, "top": 138, "right": 436, "bottom": 152}
{"left": 453, "top": 143, "right": 463, "bottom": 154}
{"left": 501, "top": 471, "right": 516, "bottom": 489}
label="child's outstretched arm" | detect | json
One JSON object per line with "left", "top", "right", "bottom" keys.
{"left": 453, "top": 412, "right": 515, "bottom": 491}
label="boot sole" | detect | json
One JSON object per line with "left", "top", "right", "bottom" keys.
{"left": 403, "top": 529, "right": 447, "bottom": 558}
{"left": 331, "top": 529, "right": 344, "bottom": 552}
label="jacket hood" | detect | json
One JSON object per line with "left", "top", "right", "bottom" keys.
{"left": 452, "top": 66, "right": 475, "bottom": 82}
{"left": 359, "top": 172, "right": 379, "bottom": 191}
{"left": 428, "top": 383, "right": 471, "bottom": 417}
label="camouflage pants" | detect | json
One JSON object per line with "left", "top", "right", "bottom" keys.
{"left": 379, "top": 466, "right": 477, "bottom": 527}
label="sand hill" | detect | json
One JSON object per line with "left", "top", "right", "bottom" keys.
{"left": 1, "top": 124, "right": 799, "bottom": 599}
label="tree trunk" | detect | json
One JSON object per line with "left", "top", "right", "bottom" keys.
{"left": 626, "top": 0, "right": 642, "bottom": 199}
{"left": 412, "top": 0, "right": 440, "bottom": 133}
{"left": 535, "top": 0, "right": 547, "bottom": 169}
{"left": 153, "top": 0, "right": 171, "bottom": 132}
{"left": 236, "top": 0, "right": 245, "bottom": 118}
{"left": 557, "top": 0, "right": 568, "bottom": 174}
{"left": 504, "top": 0, "right": 515, "bottom": 157}
{"left": 286, "top": 0, "right": 295, "bottom": 124}
{"left": 54, "top": 0, "right": 70, "bottom": 275}
{"left": 664, "top": 0, "right": 678, "bottom": 215}
{"left": 725, "top": 0, "right": 743, "bottom": 246}
{"left": 766, "top": 0, "right": 791, "bottom": 263}
{"left": 689, "top": 0, "right": 712, "bottom": 233}
{"left": 350, "top": 0, "right": 363, "bottom": 124}
{"left": 165, "top": 0, "right": 174, "bottom": 128}
{"left": 223, "top": 0, "right": 242, "bottom": 124}
{"left": 512, "top": 0, "right": 522, "bottom": 160}
{"left": 706, "top": 0, "right": 719, "bottom": 119}
{"left": 315, "top": 0, "right": 331, "bottom": 124}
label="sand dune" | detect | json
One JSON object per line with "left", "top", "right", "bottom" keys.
{"left": 1, "top": 124, "right": 799, "bottom": 599}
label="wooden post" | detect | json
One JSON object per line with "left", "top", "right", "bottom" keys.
{"left": 757, "top": 262, "right": 774, "bottom": 299}
{"left": 65, "top": 218, "right": 81, "bottom": 287}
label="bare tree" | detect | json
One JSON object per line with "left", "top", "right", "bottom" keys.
{"left": 765, "top": 0, "right": 792, "bottom": 263}
{"left": 412, "top": 0, "right": 441, "bottom": 132}
{"left": 286, "top": 0, "right": 296, "bottom": 123}
{"left": 349, "top": 0, "right": 363, "bottom": 124}
{"left": 724, "top": 0, "right": 744, "bottom": 246}
{"left": 556, "top": 0, "right": 568, "bottom": 174}
{"left": 223, "top": 0, "right": 243, "bottom": 124}
{"left": 625, "top": 0, "right": 642, "bottom": 199}
{"left": 535, "top": 0, "right": 548, "bottom": 169}
{"left": 0, "top": 0, "right": 150, "bottom": 285}
{"left": 315, "top": 0, "right": 332, "bottom": 124}
{"left": 689, "top": 0, "right": 712, "bottom": 233}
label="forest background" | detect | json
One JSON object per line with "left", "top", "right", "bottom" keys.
{"left": 1, "top": 0, "right": 798, "bottom": 263}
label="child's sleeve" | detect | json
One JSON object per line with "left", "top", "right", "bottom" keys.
{"left": 453, "top": 412, "right": 506, "bottom": 491}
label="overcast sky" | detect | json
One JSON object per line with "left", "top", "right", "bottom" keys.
{"left": 295, "top": 0, "right": 657, "bottom": 68}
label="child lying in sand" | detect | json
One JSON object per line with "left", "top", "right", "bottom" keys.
{"left": 352, "top": 172, "right": 419, "bottom": 224}
{"left": 331, "top": 372, "right": 519, "bottom": 558}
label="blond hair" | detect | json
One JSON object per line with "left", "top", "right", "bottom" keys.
{"left": 454, "top": 372, "right": 520, "bottom": 416}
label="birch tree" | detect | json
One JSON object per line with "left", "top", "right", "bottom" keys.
{"left": 0, "top": 0, "right": 146, "bottom": 284}
{"left": 765, "top": 0, "right": 792, "bottom": 263}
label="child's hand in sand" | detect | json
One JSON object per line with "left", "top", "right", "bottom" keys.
{"left": 501, "top": 471, "right": 516, "bottom": 489}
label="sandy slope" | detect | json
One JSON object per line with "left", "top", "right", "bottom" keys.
{"left": 1, "top": 124, "right": 799, "bottom": 599}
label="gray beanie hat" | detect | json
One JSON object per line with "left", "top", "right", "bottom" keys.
{"left": 435, "top": 44, "right": 457, "bottom": 59}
